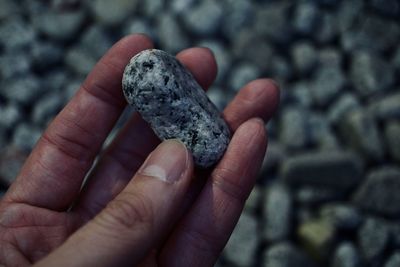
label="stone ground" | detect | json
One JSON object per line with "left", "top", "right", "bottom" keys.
{"left": 0, "top": 0, "right": 400, "bottom": 266}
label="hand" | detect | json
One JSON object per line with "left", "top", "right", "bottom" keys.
{"left": 0, "top": 34, "right": 279, "bottom": 267}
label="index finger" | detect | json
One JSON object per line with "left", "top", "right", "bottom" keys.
{"left": 4, "top": 34, "right": 153, "bottom": 211}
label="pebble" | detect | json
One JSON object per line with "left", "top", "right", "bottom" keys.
{"left": 32, "top": 93, "right": 64, "bottom": 126}
{"left": 291, "top": 41, "right": 317, "bottom": 74}
{"left": 281, "top": 151, "right": 363, "bottom": 191}
{"left": 339, "top": 109, "right": 384, "bottom": 161}
{"left": 332, "top": 242, "right": 361, "bottom": 267}
{"left": 228, "top": 62, "right": 260, "bottom": 91}
{"left": 328, "top": 93, "right": 360, "bottom": 124}
{"left": 124, "top": 19, "right": 156, "bottom": 42}
{"left": 368, "top": 93, "right": 400, "bottom": 120}
{"left": 156, "top": 13, "right": 189, "bottom": 53}
{"left": 224, "top": 213, "right": 258, "bottom": 267}
{"left": 245, "top": 185, "right": 261, "bottom": 214}
{"left": 295, "top": 187, "right": 343, "bottom": 205}
{"left": 221, "top": 0, "right": 254, "bottom": 41}
{"left": 358, "top": 217, "right": 390, "bottom": 262}
{"left": 182, "top": 0, "right": 223, "bottom": 36}
{"left": 262, "top": 242, "right": 313, "bottom": 267}
{"left": 0, "top": 53, "right": 31, "bottom": 80}
{"left": 385, "top": 252, "right": 400, "bottom": 267}
{"left": 263, "top": 183, "right": 292, "bottom": 243}
{"left": 350, "top": 52, "right": 394, "bottom": 97}
{"left": 315, "top": 12, "right": 338, "bottom": 43}
{"left": 310, "top": 65, "right": 345, "bottom": 106}
{"left": 0, "top": 104, "right": 21, "bottom": 130}
{"left": 2, "top": 75, "right": 43, "bottom": 105}
{"left": 308, "top": 112, "right": 338, "bottom": 149}
{"left": 122, "top": 49, "right": 230, "bottom": 168}
{"left": 261, "top": 141, "right": 286, "bottom": 173}
{"left": 33, "top": 10, "right": 85, "bottom": 41}
{"left": 279, "top": 107, "right": 309, "bottom": 149}
{"left": 198, "top": 40, "right": 231, "bottom": 84}
{"left": 298, "top": 218, "right": 335, "bottom": 260}
{"left": 353, "top": 167, "right": 400, "bottom": 218}
{"left": 319, "top": 204, "right": 363, "bottom": 230}
{"left": 91, "top": 0, "right": 139, "bottom": 26}
{"left": 0, "top": 18, "right": 35, "bottom": 51}
{"left": 79, "top": 25, "right": 112, "bottom": 60}
{"left": 65, "top": 47, "right": 97, "bottom": 75}
{"left": 292, "top": 2, "right": 320, "bottom": 35}
{"left": 384, "top": 121, "right": 400, "bottom": 162}
{"left": 30, "top": 41, "right": 63, "bottom": 70}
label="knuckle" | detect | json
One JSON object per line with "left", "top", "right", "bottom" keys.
{"left": 103, "top": 192, "right": 154, "bottom": 231}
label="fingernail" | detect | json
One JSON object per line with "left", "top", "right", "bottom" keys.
{"left": 138, "top": 139, "right": 189, "bottom": 183}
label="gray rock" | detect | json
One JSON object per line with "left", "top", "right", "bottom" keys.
{"left": 279, "top": 107, "right": 309, "bottom": 149}
{"left": 353, "top": 167, "right": 400, "bottom": 218}
{"left": 368, "top": 93, "right": 400, "bottom": 120}
{"left": 90, "top": 0, "right": 139, "bottom": 26}
{"left": 332, "top": 242, "right": 360, "bottom": 267}
{"left": 221, "top": 0, "right": 254, "bottom": 41}
{"left": 310, "top": 65, "right": 345, "bottom": 106}
{"left": 339, "top": 109, "right": 384, "bottom": 161}
{"left": 170, "top": 0, "right": 196, "bottom": 14}
{"left": 224, "top": 213, "right": 258, "bottom": 267}
{"left": 33, "top": 10, "right": 85, "bottom": 41}
{"left": 65, "top": 47, "right": 97, "bottom": 75}
{"left": 350, "top": 52, "right": 394, "bottom": 97}
{"left": 291, "top": 42, "right": 317, "bottom": 74}
{"left": 0, "top": 104, "right": 21, "bottom": 129}
{"left": 281, "top": 151, "right": 364, "bottom": 191}
{"left": 0, "top": 18, "right": 35, "bottom": 51}
{"left": 124, "top": 19, "right": 156, "bottom": 41}
{"left": 30, "top": 41, "right": 63, "bottom": 70}
{"left": 318, "top": 48, "right": 343, "bottom": 68}
{"left": 2, "top": 75, "right": 43, "bottom": 105}
{"left": 315, "top": 12, "right": 338, "bottom": 43}
{"left": 261, "top": 141, "right": 286, "bottom": 173}
{"left": 228, "top": 63, "right": 260, "bottom": 91}
{"left": 292, "top": 2, "right": 320, "bottom": 35}
{"left": 385, "top": 252, "right": 400, "bottom": 267}
{"left": 182, "top": 0, "right": 223, "bottom": 36}
{"left": 268, "top": 55, "right": 293, "bottom": 82}
{"left": 64, "top": 80, "right": 82, "bottom": 100}
{"left": 308, "top": 112, "right": 338, "bottom": 149}
{"left": 393, "top": 45, "right": 400, "bottom": 70}
{"left": 42, "top": 70, "right": 69, "bottom": 92}
{"left": 295, "top": 187, "right": 343, "bottom": 205}
{"left": 328, "top": 93, "right": 360, "bottom": 124}
{"left": 141, "top": 0, "right": 164, "bottom": 17}
{"left": 262, "top": 242, "right": 314, "bottom": 267}
{"left": 79, "top": 25, "right": 112, "bottom": 60}
{"left": 122, "top": 49, "right": 230, "bottom": 168}
{"left": 298, "top": 218, "right": 335, "bottom": 260}
{"left": 156, "top": 13, "right": 189, "bottom": 53}
{"left": 288, "top": 82, "right": 313, "bottom": 108}
{"left": 358, "top": 217, "right": 390, "bottom": 262}
{"left": 12, "top": 123, "right": 42, "bottom": 151}
{"left": 0, "top": 53, "right": 31, "bottom": 79}
{"left": 320, "top": 204, "right": 363, "bottom": 230}
{"left": 206, "top": 86, "right": 231, "bottom": 111}
{"left": 198, "top": 40, "right": 231, "bottom": 84}
{"left": 0, "top": 0, "right": 19, "bottom": 19}
{"left": 244, "top": 185, "right": 261, "bottom": 214}
{"left": 385, "top": 121, "right": 400, "bottom": 162}
{"left": 32, "top": 93, "right": 64, "bottom": 126}
{"left": 0, "top": 146, "right": 29, "bottom": 186}
{"left": 263, "top": 183, "right": 292, "bottom": 242}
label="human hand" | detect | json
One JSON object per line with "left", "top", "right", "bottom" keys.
{"left": 0, "top": 35, "right": 279, "bottom": 267}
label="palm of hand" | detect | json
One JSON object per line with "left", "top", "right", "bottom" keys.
{"left": 0, "top": 35, "right": 278, "bottom": 267}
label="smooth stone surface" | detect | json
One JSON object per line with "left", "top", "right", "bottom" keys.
{"left": 332, "top": 242, "right": 360, "bottom": 267}
{"left": 122, "top": 49, "right": 230, "bottom": 168}
{"left": 262, "top": 242, "right": 314, "bottom": 267}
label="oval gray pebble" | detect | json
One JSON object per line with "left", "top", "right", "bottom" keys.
{"left": 122, "top": 49, "right": 231, "bottom": 168}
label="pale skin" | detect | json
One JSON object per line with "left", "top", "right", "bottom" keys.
{"left": 0, "top": 34, "right": 279, "bottom": 267}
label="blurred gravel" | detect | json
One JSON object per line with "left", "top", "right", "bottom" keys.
{"left": 0, "top": 0, "right": 399, "bottom": 266}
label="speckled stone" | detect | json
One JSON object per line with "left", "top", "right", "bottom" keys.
{"left": 122, "top": 49, "right": 230, "bottom": 168}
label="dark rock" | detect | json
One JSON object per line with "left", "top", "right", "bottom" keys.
{"left": 31, "top": 41, "right": 63, "bottom": 70}
{"left": 0, "top": 53, "right": 31, "bottom": 80}
{"left": 353, "top": 167, "right": 400, "bottom": 218}
{"left": 262, "top": 242, "right": 314, "bottom": 267}
{"left": 0, "top": 0, "right": 19, "bottom": 19}
{"left": 281, "top": 151, "right": 364, "bottom": 191}
{"left": 320, "top": 204, "right": 363, "bottom": 230}
{"left": 224, "top": 213, "right": 258, "bottom": 267}
{"left": 332, "top": 242, "right": 361, "bottom": 267}
{"left": 385, "top": 121, "right": 400, "bottom": 162}
{"left": 245, "top": 185, "right": 261, "bottom": 214}
{"left": 328, "top": 93, "right": 360, "bottom": 124}
{"left": 308, "top": 112, "right": 338, "bottom": 149}
{"left": 295, "top": 187, "right": 343, "bottom": 205}
{"left": 358, "top": 217, "right": 390, "bottom": 262}
{"left": 90, "top": 0, "right": 139, "bottom": 26}
{"left": 0, "top": 145, "right": 29, "bottom": 186}
{"left": 368, "top": 93, "right": 400, "bottom": 120}
{"left": 221, "top": 0, "right": 254, "bottom": 41}
{"left": 206, "top": 86, "right": 231, "bottom": 111}
{"left": 122, "top": 49, "right": 230, "bottom": 168}
{"left": 261, "top": 141, "right": 286, "bottom": 172}
{"left": 350, "top": 52, "right": 394, "bottom": 97}
{"left": 263, "top": 183, "right": 292, "bottom": 242}
{"left": 339, "top": 109, "right": 384, "bottom": 161}
{"left": 310, "top": 65, "right": 345, "bottom": 106}
{"left": 315, "top": 12, "right": 338, "bottom": 43}
{"left": 318, "top": 48, "right": 343, "bottom": 67}
{"left": 292, "top": 2, "right": 320, "bottom": 35}
{"left": 288, "top": 82, "right": 313, "bottom": 108}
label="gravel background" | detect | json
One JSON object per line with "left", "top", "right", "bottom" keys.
{"left": 0, "top": 0, "right": 400, "bottom": 266}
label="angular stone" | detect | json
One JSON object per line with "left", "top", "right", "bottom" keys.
{"left": 263, "top": 183, "right": 292, "bottom": 242}
{"left": 224, "top": 213, "right": 258, "bottom": 267}
{"left": 358, "top": 217, "right": 390, "bottom": 262}
{"left": 353, "top": 167, "right": 400, "bottom": 218}
{"left": 332, "top": 242, "right": 360, "bottom": 267}
{"left": 281, "top": 151, "right": 363, "bottom": 191}
{"left": 122, "top": 49, "right": 230, "bottom": 168}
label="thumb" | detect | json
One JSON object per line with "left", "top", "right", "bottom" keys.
{"left": 36, "top": 140, "right": 194, "bottom": 267}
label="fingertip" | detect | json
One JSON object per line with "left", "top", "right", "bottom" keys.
{"left": 176, "top": 47, "right": 218, "bottom": 90}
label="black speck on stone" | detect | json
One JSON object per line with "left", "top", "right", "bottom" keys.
{"left": 122, "top": 49, "right": 230, "bottom": 168}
